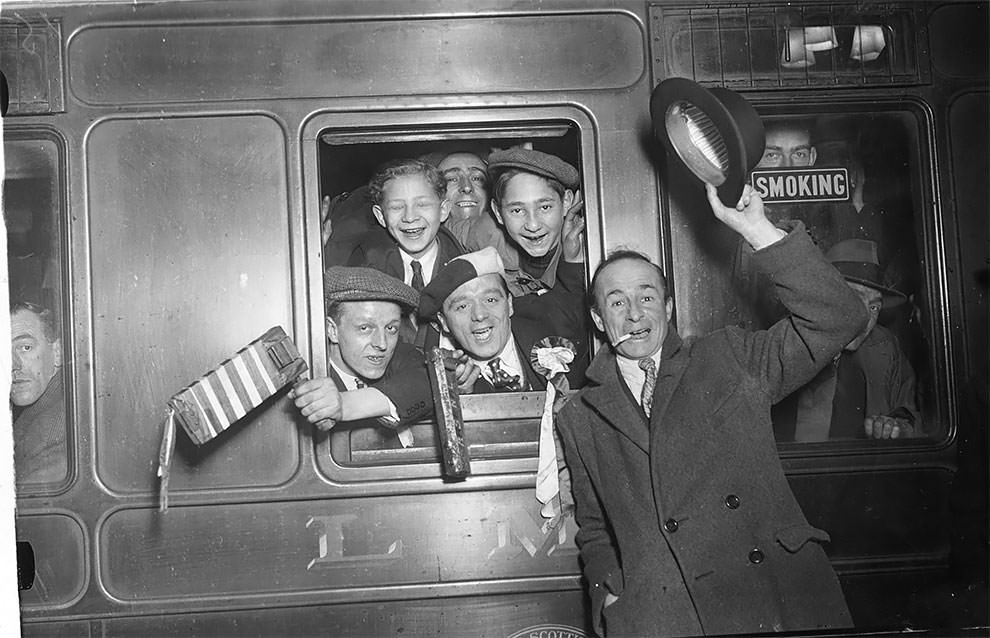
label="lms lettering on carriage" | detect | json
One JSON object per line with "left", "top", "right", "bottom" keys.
{"left": 751, "top": 167, "right": 849, "bottom": 204}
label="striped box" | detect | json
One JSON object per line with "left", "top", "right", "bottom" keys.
{"left": 168, "top": 327, "right": 308, "bottom": 445}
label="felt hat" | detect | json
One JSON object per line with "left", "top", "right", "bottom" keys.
{"left": 826, "top": 239, "right": 906, "bottom": 308}
{"left": 323, "top": 266, "right": 419, "bottom": 312}
{"left": 487, "top": 147, "right": 580, "bottom": 190}
{"left": 650, "top": 77, "right": 765, "bottom": 207}
{"left": 418, "top": 247, "right": 507, "bottom": 318}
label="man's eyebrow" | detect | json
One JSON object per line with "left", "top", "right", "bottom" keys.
{"left": 604, "top": 283, "right": 659, "bottom": 297}
{"left": 12, "top": 333, "right": 37, "bottom": 342}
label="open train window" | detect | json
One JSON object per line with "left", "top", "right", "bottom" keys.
{"left": 674, "top": 103, "right": 946, "bottom": 449}
{"left": 308, "top": 113, "right": 591, "bottom": 478}
{"left": 4, "top": 133, "right": 70, "bottom": 490}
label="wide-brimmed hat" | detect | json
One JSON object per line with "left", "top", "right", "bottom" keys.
{"left": 650, "top": 77, "right": 765, "bottom": 207}
{"left": 323, "top": 266, "right": 419, "bottom": 312}
{"left": 487, "top": 147, "right": 580, "bottom": 190}
{"left": 826, "top": 239, "right": 906, "bottom": 308}
{"left": 418, "top": 247, "right": 507, "bottom": 318}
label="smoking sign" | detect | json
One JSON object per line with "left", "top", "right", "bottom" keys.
{"left": 751, "top": 167, "right": 850, "bottom": 204}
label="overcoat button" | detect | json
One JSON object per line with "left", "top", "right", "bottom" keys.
{"left": 663, "top": 518, "right": 678, "bottom": 533}
{"left": 725, "top": 494, "right": 740, "bottom": 509}
{"left": 748, "top": 548, "right": 764, "bottom": 564}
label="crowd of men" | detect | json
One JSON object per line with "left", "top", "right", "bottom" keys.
{"left": 9, "top": 124, "right": 927, "bottom": 636}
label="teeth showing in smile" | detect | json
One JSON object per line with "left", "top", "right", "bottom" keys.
{"left": 472, "top": 327, "right": 493, "bottom": 341}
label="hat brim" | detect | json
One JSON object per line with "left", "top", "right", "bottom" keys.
{"left": 651, "top": 78, "right": 762, "bottom": 207}
{"left": 843, "top": 275, "right": 907, "bottom": 308}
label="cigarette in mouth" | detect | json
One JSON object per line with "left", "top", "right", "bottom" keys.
{"left": 611, "top": 332, "right": 634, "bottom": 347}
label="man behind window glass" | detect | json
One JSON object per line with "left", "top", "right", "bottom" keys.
{"left": 776, "top": 238, "right": 922, "bottom": 442}
{"left": 10, "top": 300, "right": 67, "bottom": 486}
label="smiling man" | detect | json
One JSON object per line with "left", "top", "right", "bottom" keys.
{"left": 291, "top": 267, "right": 434, "bottom": 443}
{"left": 10, "top": 300, "right": 67, "bottom": 486}
{"left": 557, "top": 184, "right": 867, "bottom": 637}
{"left": 419, "top": 247, "right": 584, "bottom": 393}
{"left": 349, "top": 158, "right": 466, "bottom": 348}
{"left": 486, "top": 147, "right": 591, "bottom": 387}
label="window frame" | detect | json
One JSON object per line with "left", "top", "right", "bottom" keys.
{"left": 301, "top": 106, "right": 600, "bottom": 483}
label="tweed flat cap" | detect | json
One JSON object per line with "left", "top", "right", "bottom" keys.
{"left": 324, "top": 266, "right": 419, "bottom": 311}
{"left": 487, "top": 148, "right": 580, "bottom": 190}
{"left": 418, "top": 247, "right": 506, "bottom": 318}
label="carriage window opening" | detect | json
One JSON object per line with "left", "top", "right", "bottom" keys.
{"left": 719, "top": 110, "right": 941, "bottom": 446}
{"left": 5, "top": 136, "right": 69, "bottom": 489}
{"left": 315, "top": 125, "right": 588, "bottom": 469}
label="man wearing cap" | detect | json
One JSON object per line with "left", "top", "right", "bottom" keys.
{"left": 487, "top": 146, "right": 590, "bottom": 385}
{"left": 774, "top": 238, "right": 922, "bottom": 442}
{"left": 419, "top": 247, "right": 584, "bottom": 393}
{"left": 556, "top": 184, "right": 865, "bottom": 637}
{"left": 291, "top": 267, "right": 433, "bottom": 439}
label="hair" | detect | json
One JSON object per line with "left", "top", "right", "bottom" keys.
{"left": 589, "top": 249, "right": 670, "bottom": 311}
{"left": 367, "top": 158, "right": 446, "bottom": 206}
{"left": 492, "top": 168, "right": 566, "bottom": 205}
{"left": 10, "top": 300, "right": 58, "bottom": 342}
{"left": 764, "top": 119, "right": 815, "bottom": 145}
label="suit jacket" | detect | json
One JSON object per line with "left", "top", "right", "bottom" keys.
{"left": 328, "top": 341, "right": 432, "bottom": 427}
{"left": 348, "top": 227, "right": 465, "bottom": 350}
{"left": 557, "top": 224, "right": 865, "bottom": 637}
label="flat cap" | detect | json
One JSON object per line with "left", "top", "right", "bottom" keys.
{"left": 487, "top": 148, "right": 580, "bottom": 190}
{"left": 324, "top": 266, "right": 419, "bottom": 312}
{"left": 418, "top": 247, "right": 506, "bottom": 318}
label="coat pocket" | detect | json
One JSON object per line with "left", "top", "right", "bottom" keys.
{"left": 775, "top": 523, "right": 832, "bottom": 553}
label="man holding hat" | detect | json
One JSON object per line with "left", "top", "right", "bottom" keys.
{"left": 556, "top": 183, "right": 865, "bottom": 637}
{"left": 291, "top": 266, "right": 433, "bottom": 437}
{"left": 776, "top": 238, "right": 922, "bottom": 442}
{"left": 487, "top": 146, "right": 590, "bottom": 386}
{"left": 419, "top": 247, "right": 584, "bottom": 393}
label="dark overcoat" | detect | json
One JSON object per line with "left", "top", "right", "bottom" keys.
{"left": 557, "top": 225, "right": 866, "bottom": 637}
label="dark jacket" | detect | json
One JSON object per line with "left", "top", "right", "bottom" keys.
{"left": 557, "top": 224, "right": 866, "bottom": 637}
{"left": 328, "top": 341, "right": 432, "bottom": 426}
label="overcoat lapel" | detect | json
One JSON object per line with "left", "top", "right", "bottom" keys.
{"left": 582, "top": 353, "right": 650, "bottom": 454}
{"left": 649, "top": 331, "right": 689, "bottom": 433}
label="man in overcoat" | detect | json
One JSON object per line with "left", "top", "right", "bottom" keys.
{"left": 556, "top": 183, "right": 867, "bottom": 637}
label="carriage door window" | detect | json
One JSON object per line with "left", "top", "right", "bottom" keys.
{"left": 5, "top": 135, "right": 69, "bottom": 489}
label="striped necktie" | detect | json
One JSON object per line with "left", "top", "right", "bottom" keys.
{"left": 639, "top": 358, "right": 657, "bottom": 418}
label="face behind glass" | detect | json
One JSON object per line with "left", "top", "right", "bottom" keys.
{"left": 844, "top": 281, "right": 882, "bottom": 351}
{"left": 439, "top": 153, "right": 489, "bottom": 222}
{"left": 592, "top": 258, "right": 673, "bottom": 360}
{"left": 10, "top": 308, "right": 61, "bottom": 407}
{"left": 327, "top": 300, "right": 402, "bottom": 380}
{"left": 757, "top": 127, "right": 817, "bottom": 168}
{"left": 493, "top": 173, "right": 573, "bottom": 258}
{"left": 439, "top": 274, "right": 513, "bottom": 361}
{"left": 372, "top": 173, "right": 450, "bottom": 259}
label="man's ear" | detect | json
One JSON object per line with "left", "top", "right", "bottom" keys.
{"left": 590, "top": 306, "right": 605, "bottom": 334}
{"left": 326, "top": 317, "right": 340, "bottom": 344}
{"left": 809, "top": 146, "right": 818, "bottom": 166}
{"left": 439, "top": 198, "right": 452, "bottom": 224}
{"left": 665, "top": 297, "right": 674, "bottom": 322}
{"left": 436, "top": 313, "right": 449, "bottom": 334}
{"left": 507, "top": 293, "right": 514, "bottom": 318}
{"left": 52, "top": 339, "right": 62, "bottom": 368}
{"left": 491, "top": 199, "right": 504, "bottom": 225}
{"left": 371, "top": 205, "right": 387, "bottom": 229}
{"left": 562, "top": 189, "right": 576, "bottom": 215}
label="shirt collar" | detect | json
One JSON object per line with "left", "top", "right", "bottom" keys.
{"left": 328, "top": 356, "right": 365, "bottom": 391}
{"left": 472, "top": 337, "right": 524, "bottom": 382}
{"left": 399, "top": 240, "right": 440, "bottom": 286}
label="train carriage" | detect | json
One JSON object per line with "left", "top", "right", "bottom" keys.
{"left": 2, "top": 1, "right": 987, "bottom": 636}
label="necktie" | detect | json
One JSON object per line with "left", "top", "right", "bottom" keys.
{"left": 410, "top": 260, "right": 425, "bottom": 292}
{"left": 488, "top": 358, "right": 524, "bottom": 391}
{"left": 639, "top": 358, "right": 657, "bottom": 418}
